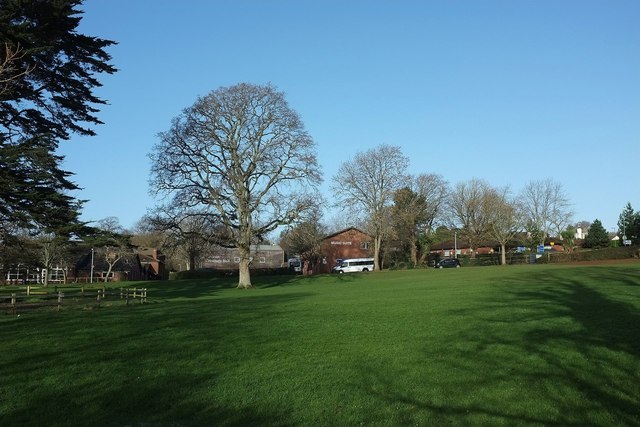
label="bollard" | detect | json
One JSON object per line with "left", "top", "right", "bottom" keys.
{"left": 57, "top": 291, "right": 64, "bottom": 311}
{"left": 26, "top": 285, "right": 31, "bottom": 296}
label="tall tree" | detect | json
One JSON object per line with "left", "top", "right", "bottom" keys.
{"left": 583, "top": 219, "right": 609, "bottom": 249}
{"left": 0, "top": 0, "right": 116, "bottom": 234}
{"left": 447, "top": 178, "right": 493, "bottom": 256}
{"left": 331, "top": 144, "right": 409, "bottom": 272}
{"left": 150, "top": 83, "right": 321, "bottom": 288}
{"left": 617, "top": 202, "right": 639, "bottom": 245}
{"left": 485, "top": 187, "right": 523, "bottom": 265}
{"left": 412, "top": 173, "right": 449, "bottom": 261}
{"left": 519, "top": 179, "right": 573, "bottom": 245}
{"left": 392, "top": 187, "right": 428, "bottom": 265}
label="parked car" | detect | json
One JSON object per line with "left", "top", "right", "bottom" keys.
{"left": 435, "top": 258, "right": 461, "bottom": 268}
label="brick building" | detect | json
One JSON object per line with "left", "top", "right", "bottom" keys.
{"left": 317, "top": 227, "right": 373, "bottom": 274}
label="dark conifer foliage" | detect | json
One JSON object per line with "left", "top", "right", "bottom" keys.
{"left": 0, "top": 0, "right": 116, "bottom": 234}
{"left": 583, "top": 219, "right": 610, "bottom": 249}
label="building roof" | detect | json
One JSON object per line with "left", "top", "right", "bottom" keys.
{"left": 322, "top": 227, "right": 371, "bottom": 241}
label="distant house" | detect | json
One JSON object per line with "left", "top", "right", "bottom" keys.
{"left": 0, "top": 247, "right": 167, "bottom": 285}
{"left": 71, "top": 247, "right": 167, "bottom": 282}
{"left": 138, "top": 248, "right": 168, "bottom": 280}
{"left": 73, "top": 248, "right": 146, "bottom": 282}
{"left": 200, "top": 244, "right": 285, "bottom": 270}
{"left": 429, "top": 240, "right": 496, "bottom": 257}
{"left": 316, "top": 227, "right": 373, "bottom": 274}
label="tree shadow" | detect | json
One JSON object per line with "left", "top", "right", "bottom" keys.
{"left": 0, "top": 291, "right": 312, "bottom": 426}
{"left": 347, "top": 266, "right": 640, "bottom": 425}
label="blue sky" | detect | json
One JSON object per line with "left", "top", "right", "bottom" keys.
{"left": 59, "top": 0, "right": 640, "bottom": 233}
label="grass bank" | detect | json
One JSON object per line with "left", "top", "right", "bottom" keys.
{"left": 1, "top": 263, "right": 639, "bottom": 426}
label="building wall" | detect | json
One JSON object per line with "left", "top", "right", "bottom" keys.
{"left": 317, "top": 228, "right": 373, "bottom": 274}
{"left": 201, "top": 245, "right": 285, "bottom": 270}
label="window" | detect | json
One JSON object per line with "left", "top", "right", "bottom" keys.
{"left": 234, "top": 257, "right": 240, "bottom": 263}
{"left": 360, "top": 241, "right": 371, "bottom": 249}
{"left": 259, "top": 257, "right": 266, "bottom": 264}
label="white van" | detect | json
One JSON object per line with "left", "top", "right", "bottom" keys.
{"left": 288, "top": 258, "right": 302, "bottom": 273}
{"left": 332, "top": 258, "right": 375, "bottom": 274}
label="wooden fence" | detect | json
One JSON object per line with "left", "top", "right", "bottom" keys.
{"left": 1, "top": 286, "right": 148, "bottom": 314}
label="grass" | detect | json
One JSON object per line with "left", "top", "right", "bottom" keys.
{"left": 1, "top": 263, "right": 639, "bottom": 426}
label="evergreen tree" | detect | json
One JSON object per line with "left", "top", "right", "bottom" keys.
{"left": 0, "top": 0, "right": 116, "bottom": 234}
{"left": 583, "top": 219, "right": 610, "bottom": 249}
{"left": 617, "top": 202, "right": 639, "bottom": 245}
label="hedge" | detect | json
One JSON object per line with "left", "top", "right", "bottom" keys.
{"left": 537, "top": 246, "right": 639, "bottom": 264}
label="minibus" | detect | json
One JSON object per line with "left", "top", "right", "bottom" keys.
{"left": 331, "top": 258, "right": 375, "bottom": 274}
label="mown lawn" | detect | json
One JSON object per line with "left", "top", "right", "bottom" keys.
{"left": 1, "top": 263, "right": 639, "bottom": 426}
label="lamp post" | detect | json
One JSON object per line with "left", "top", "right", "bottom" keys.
{"left": 90, "top": 248, "right": 94, "bottom": 284}
{"left": 454, "top": 231, "right": 457, "bottom": 258}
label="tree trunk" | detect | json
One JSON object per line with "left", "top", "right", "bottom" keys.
{"left": 374, "top": 235, "right": 382, "bottom": 271}
{"left": 410, "top": 240, "right": 418, "bottom": 265}
{"left": 237, "top": 246, "right": 253, "bottom": 289}
{"left": 500, "top": 243, "right": 507, "bottom": 265}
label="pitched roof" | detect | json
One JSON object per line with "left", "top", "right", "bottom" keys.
{"left": 322, "top": 227, "right": 372, "bottom": 241}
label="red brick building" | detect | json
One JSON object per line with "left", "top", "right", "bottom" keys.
{"left": 317, "top": 228, "right": 373, "bottom": 274}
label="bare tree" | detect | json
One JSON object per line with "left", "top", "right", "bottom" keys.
{"left": 519, "top": 179, "right": 573, "bottom": 245}
{"left": 331, "top": 144, "right": 409, "bottom": 271}
{"left": 391, "top": 187, "right": 428, "bottom": 265}
{"left": 150, "top": 83, "right": 321, "bottom": 288}
{"left": 94, "top": 217, "right": 131, "bottom": 282}
{"left": 413, "top": 174, "right": 449, "bottom": 230}
{"left": 36, "top": 233, "right": 61, "bottom": 287}
{"left": 447, "top": 178, "right": 493, "bottom": 256}
{"left": 279, "top": 201, "right": 327, "bottom": 270}
{"left": 145, "top": 208, "right": 224, "bottom": 271}
{"left": 485, "top": 187, "right": 523, "bottom": 265}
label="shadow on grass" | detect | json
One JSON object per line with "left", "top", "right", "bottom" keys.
{"left": 0, "top": 291, "right": 311, "bottom": 426}
{"left": 349, "top": 266, "right": 640, "bottom": 426}
{"left": 255, "top": 270, "right": 375, "bottom": 288}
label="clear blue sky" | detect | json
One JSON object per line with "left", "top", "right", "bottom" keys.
{"left": 58, "top": 0, "right": 640, "bottom": 233}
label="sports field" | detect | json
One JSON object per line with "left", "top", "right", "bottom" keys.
{"left": 1, "top": 262, "right": 639, "bottom": 426}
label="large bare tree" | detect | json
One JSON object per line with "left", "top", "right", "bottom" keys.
{"left": 447, "top": 178, "right": 493, "bottom": 256}
{"left": 150, "top": 83, "right": 321, "bottom": 288}
{"left": 485, "top": 187, "right": 523, "bottom": 265}
{"left": 519, "top": 179, "right": 573, "bottom": 245}
{"left": 331, "top": 144, "right": 409, "bottom": 271}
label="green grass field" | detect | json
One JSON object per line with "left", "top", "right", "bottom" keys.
{"left": 1, "top": 263, "right": 639, "bottom": 426}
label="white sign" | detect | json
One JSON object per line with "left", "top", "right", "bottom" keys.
{"left": 623, "top": 239, "right": 632, "bottom": 246}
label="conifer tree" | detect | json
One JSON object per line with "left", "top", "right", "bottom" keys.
{"left": 0, "top": 0, "right": 116, "bottom": 235}
{"left": 583, "top": 219, "right": 610, "bottom": 249}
